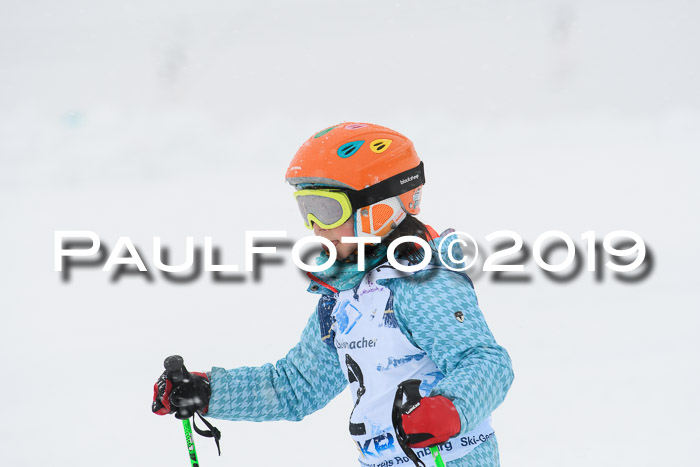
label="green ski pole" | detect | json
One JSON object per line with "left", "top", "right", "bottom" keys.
{"left": 430, "top": 446, "right": 446, "bottom": 467}
{"left": 164, "top": 355, "right": 201, "bottom": 467}
{"left": 182, "top": 418, "right": 200, "bottom": 467}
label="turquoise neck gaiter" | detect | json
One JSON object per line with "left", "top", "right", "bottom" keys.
{"left": 312, "top": 244, "right": 388, "bottom": 291}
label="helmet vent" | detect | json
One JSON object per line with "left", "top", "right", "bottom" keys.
{"left": 345, "top": 124, "right": 368, "bottom": 130}
{"left": 337, "top": 140, "right": 364, "bottom": 158}
{"left": 314, "top": 125, "right": 338, "bottom": 138}
{"left": 370, "top": 139, "right": 392, "bottom": 154}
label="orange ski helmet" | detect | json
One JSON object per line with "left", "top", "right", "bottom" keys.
{"left": 286, "top": 122, "right": 425, "bottom": 237}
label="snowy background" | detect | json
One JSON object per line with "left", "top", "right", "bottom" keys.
{"left": 1, "top": 1, "right": 699, "bottom": 466}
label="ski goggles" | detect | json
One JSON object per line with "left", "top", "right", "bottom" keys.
{"left": 293, "top": 189, "right": 354, "bottom": 230}
{"left": 293, "top": 162, "right": 426, "bottom": 230}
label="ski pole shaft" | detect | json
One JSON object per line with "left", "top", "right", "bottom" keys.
{"left": 182, "top": 418, "right": 200, "bottom": 467}
{"left": 164, "top": 355, "right": 200, "bottom": 467}
{"left": 430, "top": 446, "right": 446, "bottom": 467}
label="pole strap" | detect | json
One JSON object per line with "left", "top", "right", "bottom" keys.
{"left": 192, "top": 411, "right": 222, "bottom": 456}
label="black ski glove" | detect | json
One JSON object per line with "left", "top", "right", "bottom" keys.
{"left": 153, "top": 355, "right": 222, "bottom": 455}
{"left": 152, "top": 369, "right": 211, "bottom": 419}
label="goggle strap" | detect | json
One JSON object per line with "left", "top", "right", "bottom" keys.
{"left": 346, "top": 162, "right": 425, "bottom": 209}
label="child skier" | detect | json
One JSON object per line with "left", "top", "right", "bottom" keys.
{"left": 153, "top": 123, "right": 514, "bottom": 466}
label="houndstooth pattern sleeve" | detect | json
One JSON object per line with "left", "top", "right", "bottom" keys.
{"left": 206, "top": 311, "right": 348, "bottom": 422}
{"left": 384, "top": 268, "right": 514, "bottom": 433}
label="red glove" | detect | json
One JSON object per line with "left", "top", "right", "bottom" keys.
{"left": 400, "top": 394, "right": 461, "bottom": 448}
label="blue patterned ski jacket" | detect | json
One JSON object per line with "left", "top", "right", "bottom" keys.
{"left": 207, "top": 233, "right": 514, "bottom": 466}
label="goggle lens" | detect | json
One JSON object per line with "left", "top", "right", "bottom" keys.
{"left": 294, "top": 190, "right": 353, "bottom": 229}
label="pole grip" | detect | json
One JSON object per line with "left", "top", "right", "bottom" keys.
{"left": 164, "top": 354, "right": 191, "bottom": 384}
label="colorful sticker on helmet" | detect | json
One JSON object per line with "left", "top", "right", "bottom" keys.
{"left": 345, "top": 123, "right": 368, "bottom": 130}
{"left": 370, "top": 139, "right": 392, "bottom": 154}
{"left": 337, "top": 140, "right": 365, "bottom": 158}
{"left": 314, "top": 126, "right": 338, "bottom": 138}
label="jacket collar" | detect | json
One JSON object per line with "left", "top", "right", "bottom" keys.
{"left": 306, "top": 244, "right": 388, "bottom": 295}
{"left": 304, "top": 228, "right": 467, "bottom": 295}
